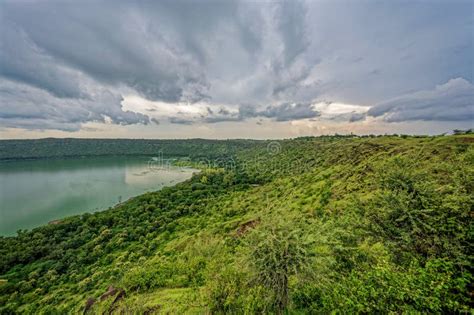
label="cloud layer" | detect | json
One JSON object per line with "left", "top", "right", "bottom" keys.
{"left": 0, "top": 0, "right": 472, "bottom": 132}
{"left": 0, "top": 80, "right": 149, "bottom": 131}
{"left": 368, "top": 78, "right": 474, "bottom": 122}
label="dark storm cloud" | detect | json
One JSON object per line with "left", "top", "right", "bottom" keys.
{"left": 368, "top": 78, "right": 474, "bottom": 122}
{"left": 0, "top": 0, "right": 472, "bottom": 131}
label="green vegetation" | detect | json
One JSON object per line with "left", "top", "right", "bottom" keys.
{"left": 0, "top": 135, "right": 473, "bottom": 313}
{"left": 0, "top": 138, "right": 259, "bottom": 161}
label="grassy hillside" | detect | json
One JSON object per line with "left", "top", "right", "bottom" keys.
{"left": 0, "top": 135, "right": 473, "bottom": 314}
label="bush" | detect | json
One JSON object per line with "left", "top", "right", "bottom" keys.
{"left": 244, "top": 218, "right": 314, "bottom": 313}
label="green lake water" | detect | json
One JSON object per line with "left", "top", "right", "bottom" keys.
{"left": 0, "top": 157, "right": 196, "bottom": 236}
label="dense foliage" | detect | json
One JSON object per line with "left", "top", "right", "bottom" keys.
{"left": 0, "top": 135, "right": 472, "bottom": 314}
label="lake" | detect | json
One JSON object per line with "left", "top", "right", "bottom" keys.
{"left": 0, "top": 156, "right": 196, "bottom": 236}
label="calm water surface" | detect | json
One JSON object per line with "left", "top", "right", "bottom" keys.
{"left": 0, "top": 157, "right": 196, "bottom": 236}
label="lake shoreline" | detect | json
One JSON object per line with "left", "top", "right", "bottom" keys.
{"left": 0, "top": 156, "right": 198, "bottom": 236}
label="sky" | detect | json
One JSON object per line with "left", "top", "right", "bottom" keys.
{"left": 0, "top": 0, "right": 473, "bottom": 139}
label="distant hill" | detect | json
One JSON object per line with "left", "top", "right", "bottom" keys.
{"left": 0, "top": 138, "right": 262, "bottom": 161}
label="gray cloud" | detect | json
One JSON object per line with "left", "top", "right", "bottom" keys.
{"left": 0, "top": 0, "right": 472, "bottom": 132}
{"left": 204, "top": 115, "right": 241, "bottom": 124}
{"left": 168, "top": 117, "right": 194, "bottom": 125}
{"left": 277, "top": 0, "right": 308, "bottom": 67}
{"left": 303, "top": 0, "right": 473, "bottom": 105}
{"left": 1, "top": 0, "right": 213, "bottom": 103}
{"left": 259, "top": 102, "right": 319, "bottom": 121}
{"left": 0, "top": 0, "right": 316, "bottom": 130}
{"left": 0, "top": 22, "right": 85, "bottom": 99}
{"left": 348, "top": 112, "right": 367, "bottom": 123}
{"left": 169, "top": 102, "right": 320, "bottom": 124}
{"left": 204, "top": 102, "right": 320, "bottom": 123}
{"left": 328, "top": 112, "right": 367, "bottom": 123}
{"left": 368, "top": 78, "right": 474, "bottom": 122}
{"left": 0, "top": 79, "right": 149, "bottom": 131}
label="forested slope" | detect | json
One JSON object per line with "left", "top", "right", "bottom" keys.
{"left": 0, "top": 135, "right": 472, "bottom": 314}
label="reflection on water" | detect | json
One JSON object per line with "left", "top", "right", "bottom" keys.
{"left": 0, "top": 157, "right": 196, "bottom": 236}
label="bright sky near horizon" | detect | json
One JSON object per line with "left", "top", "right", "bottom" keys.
{"left": 0, "top": 0, "right": 473, "bottom": 139}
